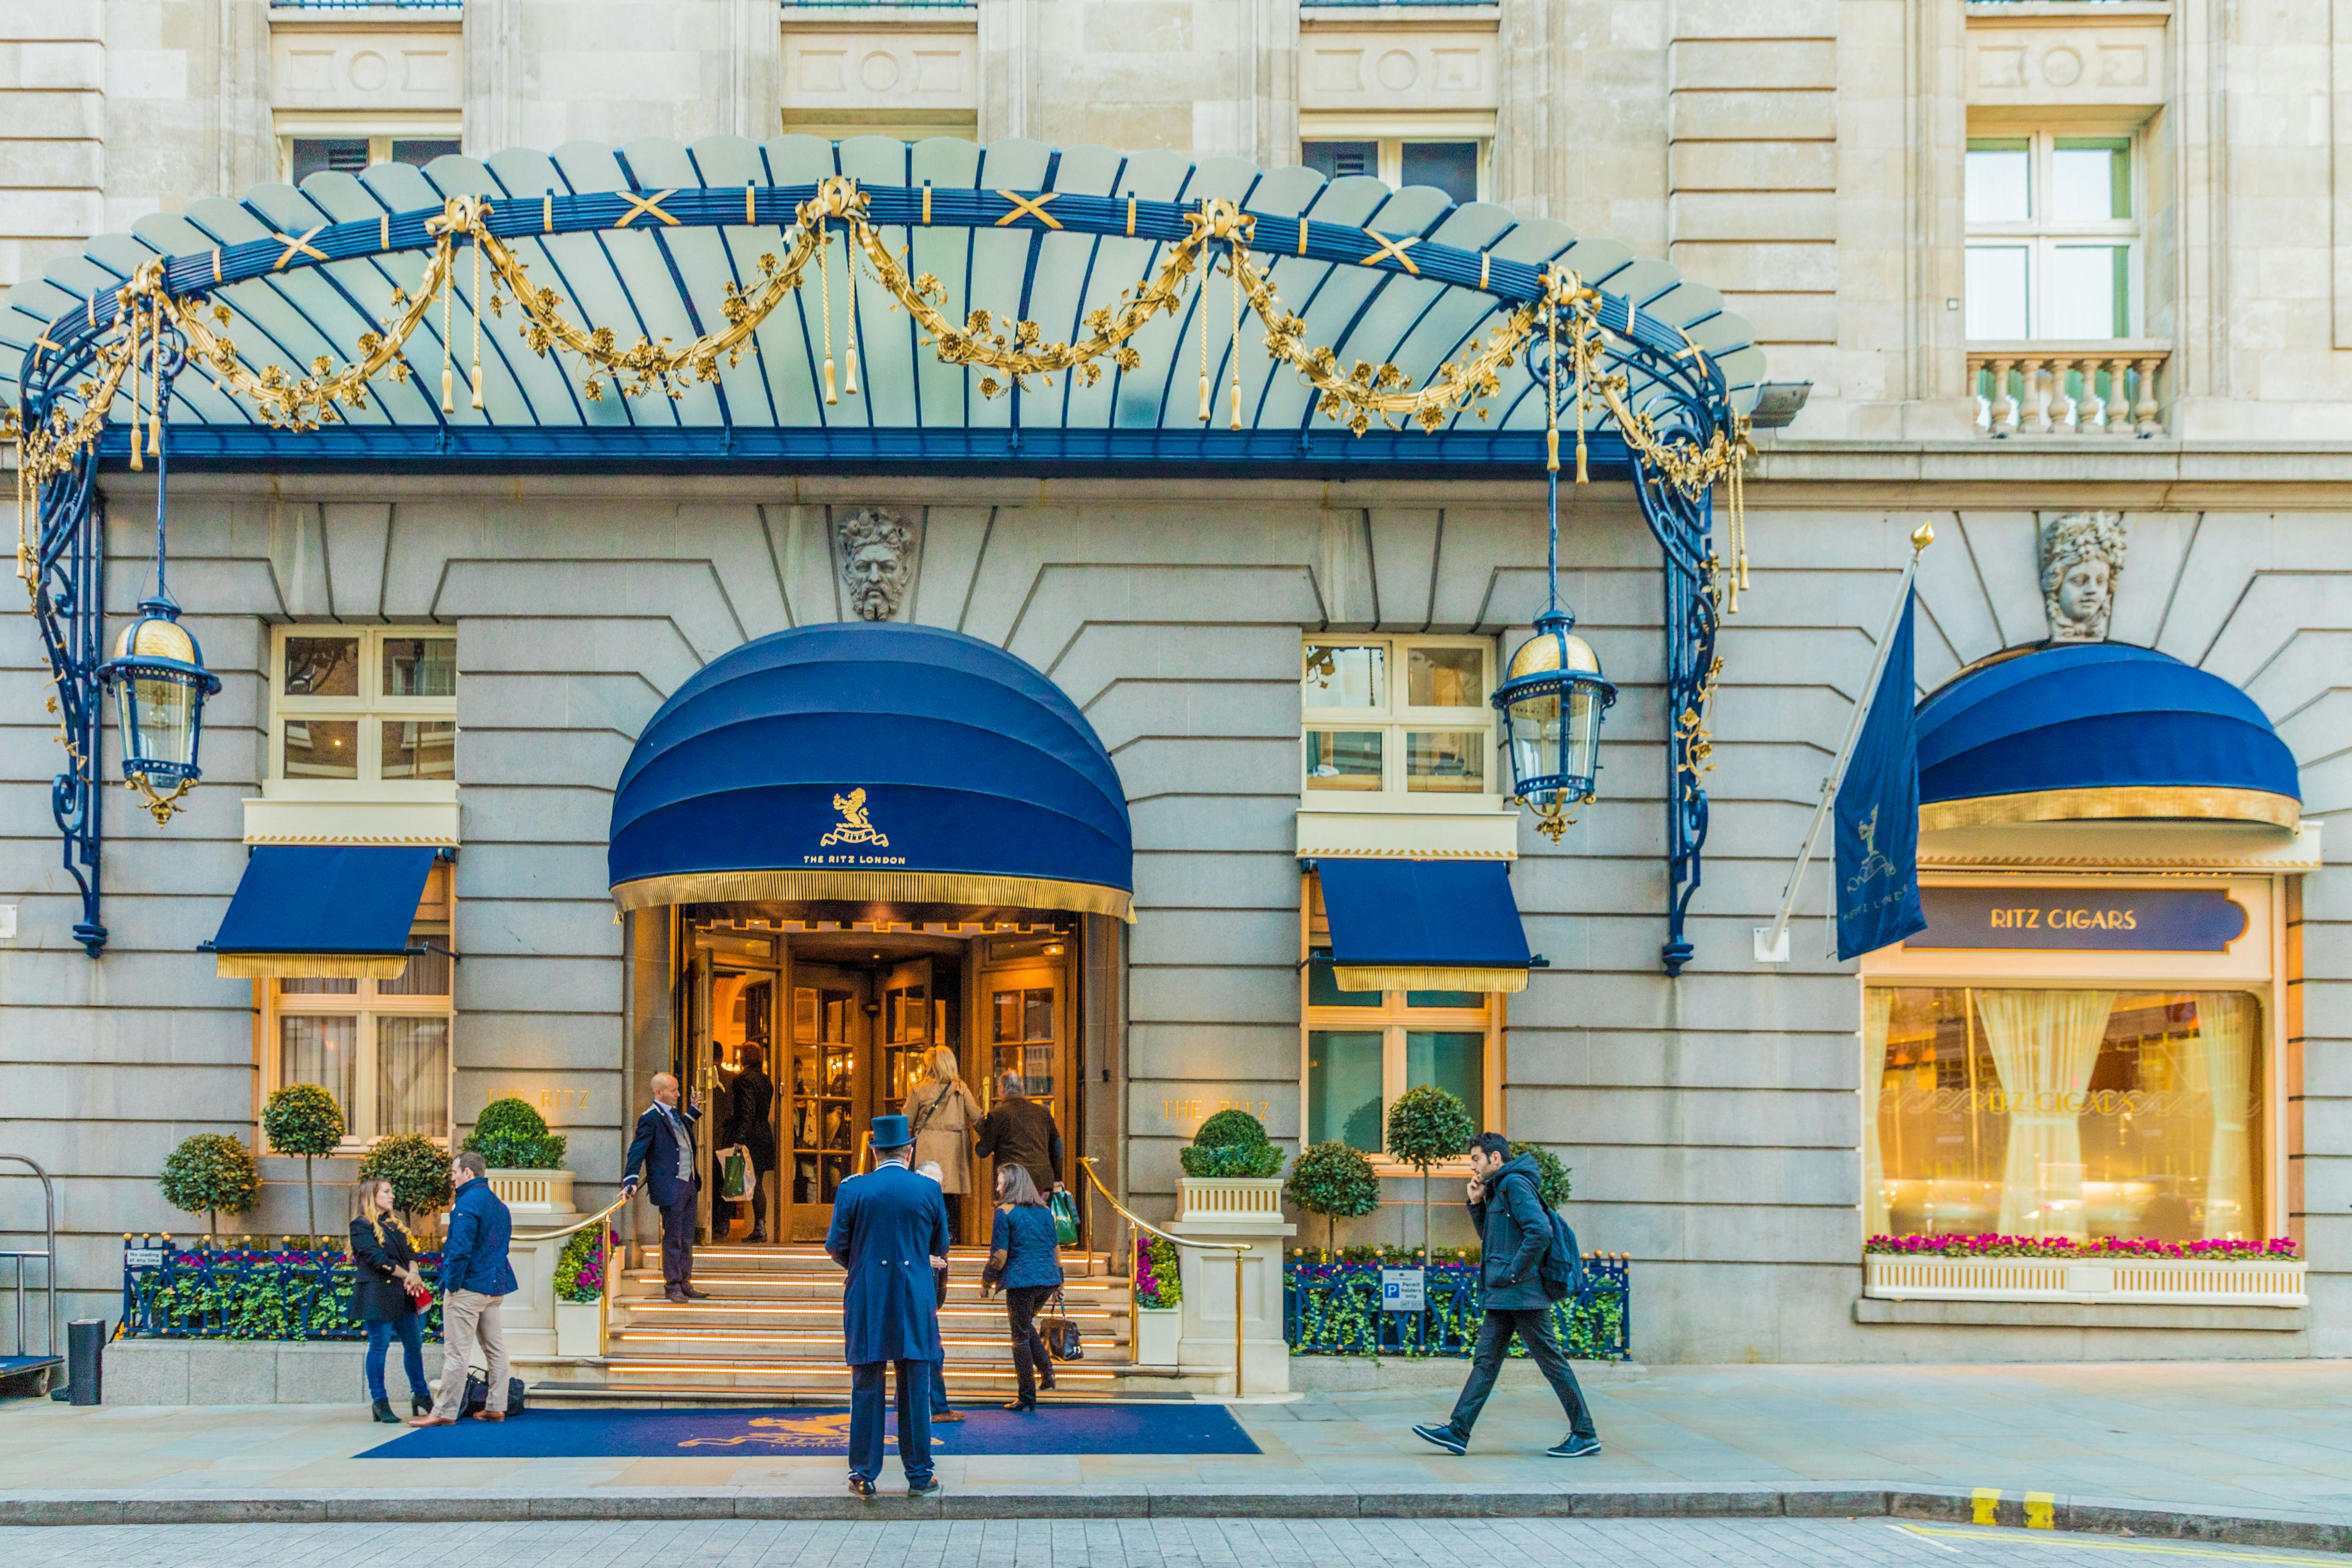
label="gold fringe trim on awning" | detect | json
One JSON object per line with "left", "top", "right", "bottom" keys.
{"left": 611, "top": 868, "right": 1134, "bottom": 923}
{"left": 1332, "top": 963, "right": 1528, "bottom": 995}
{"left": 1920, "top": 786, "right": 2300, "bottom": 834}
{"left": 215, "top": 952, "right": 409, "bottom": 980}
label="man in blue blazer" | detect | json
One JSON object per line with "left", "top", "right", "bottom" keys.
{"left": 827, "top": 1114, "right": 952, "bottom": 1498}
{"left": 620, "top": 1072, "right": 706, "bottom": 1303}
{"left": 410, "top": 1151, "right": 519, "bottom": 1426}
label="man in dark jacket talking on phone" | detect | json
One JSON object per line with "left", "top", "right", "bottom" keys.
{"left": 1413, "top": 1131, "right": 1600, "bottom": 1458}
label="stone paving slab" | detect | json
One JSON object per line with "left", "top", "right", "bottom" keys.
{"left": 2, "top": 1361, "right": 2349, "bottom": 1549}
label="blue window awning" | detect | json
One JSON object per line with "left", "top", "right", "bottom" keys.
{"left": 1318, "top": 859, "right": 1532, "bottom": 995}
{"left": 207, "top": 846, "right": 437, "bottom": 980}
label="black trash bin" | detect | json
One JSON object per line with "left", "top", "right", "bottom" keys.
{"left": 66, "top": 1318, "right": 103, "bottom": 1406}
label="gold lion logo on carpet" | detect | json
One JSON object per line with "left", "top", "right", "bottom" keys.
{"left": 821, "top": 788, "right": 889, "bottom": 849}
{"left": 678, "top": 1413, "right": 930, "bottom": 1450}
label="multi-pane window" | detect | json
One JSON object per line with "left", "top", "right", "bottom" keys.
{"left": 1301, "top": 879, "right": 1498, "bottom": 1158}
{"left": 284, "top": 134, "right": 461, "bottom": 185}
{"left": 1303, "top": 139, "right": 1483, "bottom": 205}
{"left": 271, "top": 627, "right": 456, "bottom": 787}
{"left": 1302, "top": 637, "right": 1493, "bottom": 803}
{"left": 1964, "top": 132, "right": 2137, "bottom": 340}
{"left": 270, "top": 864, "right": 453, "bottom": 1144}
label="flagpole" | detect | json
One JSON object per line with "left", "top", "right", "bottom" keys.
{"left": 1754, "top": 521, "right": 1935, "bottom": 963}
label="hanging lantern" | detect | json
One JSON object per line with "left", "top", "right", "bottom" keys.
{"left": 1492, "top": 607, "right": 1617, "bottom": 842}
{"left": 100, "top": 596, "right": 219, "bottom": 825}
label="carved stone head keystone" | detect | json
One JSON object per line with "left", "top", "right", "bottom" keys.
{"left": 2040, "top": 510, "right": 2127, "bottom": 643}
{"left": 838, "top": 507, "right": 918, "bottom": 621}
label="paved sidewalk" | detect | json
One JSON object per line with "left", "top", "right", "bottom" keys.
{"left": 2, "top": 1361, "right": 2349, "bottom": 1546}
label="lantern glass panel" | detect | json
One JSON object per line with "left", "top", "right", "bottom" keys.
{"left": 1506, "top": 689, "right": 1563, "bottom": 794}
{"left": 1302, "top": 644, "right": 1383, "bottom": 708}
{"left": 1565, "top": 683, "right": 1604, "bottom": 786}
{"left": 1405, "top": 730, "right": 1484, "bottom": 792}
{"left": 119, "top": 671, "right": 198, "bottom": 772}
{"left": 1304, "top": 729, "right": 1382, "bottom": 790}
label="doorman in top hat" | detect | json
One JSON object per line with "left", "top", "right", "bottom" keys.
{"left": 827, "top": 1113, "right": 953, "bottom": 1498}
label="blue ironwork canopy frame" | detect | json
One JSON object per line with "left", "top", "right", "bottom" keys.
{"left": 9, "top": 153, "right": 1744, "bottom": 972}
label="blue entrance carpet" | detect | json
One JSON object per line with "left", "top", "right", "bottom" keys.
{"left": 362, "top": 1402, "right": 1260, "bottom": 1459}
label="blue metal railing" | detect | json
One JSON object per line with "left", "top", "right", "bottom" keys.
{"left": 1285, "top": 1255, "right": 1631, "bottom": 1361}
{"left": 121, "top": 1236, "right": 442, "bottom": 1342}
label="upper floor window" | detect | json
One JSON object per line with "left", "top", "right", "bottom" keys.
{"left": 1302, "top": 636, "right": 1494, "bottom": 805}
{"left": 272, "top": 627, "right": 455, "bottom": 787}
{"left": 1304, "top": 138, "right": 1483, "bottom": 206}
{"left": 1965, "top": 132, "right": 2137, "bottom": 341}
{"left": 283, "top": 133, "right": 461, "bottom": 186}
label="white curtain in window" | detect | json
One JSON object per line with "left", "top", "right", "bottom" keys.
{"left": 279, "top": 1015, "right": 357, "bottom": 1130}
{"left": 376, "top": 1017, "right": 449, "bottom": 1138}
{"left": 1861, "top": 989, "right": 1895, "bottom": 1238}
{"left": 1977, "top": 989, "right": 2114, "bottom": 1239}
{"left": 2192, "top": 992, "right": 2259, "bottom": 1239}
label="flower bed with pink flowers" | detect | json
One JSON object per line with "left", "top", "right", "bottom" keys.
{"left": 1866, "top": 1234, "right": 2299, "bottom": 1261}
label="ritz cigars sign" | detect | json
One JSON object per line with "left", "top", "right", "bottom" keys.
{"left": 1912, "top": 886, "right": 2249, "bottom": 952}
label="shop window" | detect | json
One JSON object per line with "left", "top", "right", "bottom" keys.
{"left": 267, "top": 864, "right": 453, "bottom": 1145}
{"left": 1304, "top": 137, "right": 1485, "bottom": 205}
{"left": 1964, "top": 131, "right": 2138, "bottom": 340}
{"left": 1301, "top": 876, "right": 1499, "bottom": 1161}
{"left": 1865, "top": 987, "right": 2263, "bottom": 1242}
{"left": 1301, "top": 636, "right": 1494, "bottom": 806}
{"left": 282, "top": 131, "right": 462, "bottom": 185}
{"left": 270, "top": 627, "right": 457, "bottom": 788}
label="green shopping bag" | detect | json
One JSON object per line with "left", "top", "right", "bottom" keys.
{"left": 719, "top": 1144, "right": 750, "bottom": 1202}
{"left": 1049, "top": 1187, "right": 1080, "bottom": 1246}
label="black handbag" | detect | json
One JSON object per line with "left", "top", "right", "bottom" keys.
{"left": 461, "top": 1371, "right": 528, "bottom": 1417}
{"left": 1038, "top": 1288, "right": 1083, "bottom": 1362}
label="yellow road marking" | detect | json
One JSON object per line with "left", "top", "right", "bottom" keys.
{"left": 2028, "top": 1491, "right": 2058, "bottom": 1529}
{"left": 1905, "top": 1524, "right": 2337, "bottom": 1564}
{"left": 1973, "top": 1487, "right": 2002, "bottom": 1525}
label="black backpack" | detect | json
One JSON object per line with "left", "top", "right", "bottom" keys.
{"left": 1502, "top": 1170, "right": 1587, "bottom": 1304}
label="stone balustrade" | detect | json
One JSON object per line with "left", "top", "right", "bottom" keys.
{"left": 1968, "top": 342, "right": 2169, "bottom": 437}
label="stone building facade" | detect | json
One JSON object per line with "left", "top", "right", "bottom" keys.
{"left": 0, "top": 0, "right": 2345, "bottom": 1369}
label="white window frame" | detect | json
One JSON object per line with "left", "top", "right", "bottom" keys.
{"left": 1299, "top": 875, "right": 1502, "bottom": 1173}
{"left": 262, "top": 865, "right": 455, "bottom": 1149}
{"left": 1300, "top": 115, "right": 1493, "bottom": 204}
{"left": 274, "top": 115, "right": 463, "bottom": 184}
{"left": 268, "top": 625, "right": 457, "bottom": 798}
{"left": 1301, "top": 634, "right": 1499, "bottom": 812}
{"left": 1963, "top": 128, "right": 2143, "bottom": 342}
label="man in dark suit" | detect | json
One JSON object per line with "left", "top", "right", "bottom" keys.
{"left": 621, "top": 1071, "right": 707, "bottom": 1304}
{"left": 828, "top": 1114, "right": 952, "bottom": 1499}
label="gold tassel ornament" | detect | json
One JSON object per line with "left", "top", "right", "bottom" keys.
{"left": 469, "top": 239, "right": 485, "bottom": 410}
{"left": 819, "top": 221, "right": 838, "bottom": 406}
{"left": 127, "top": 295, "right": 144, "bottom": 470}
{"left": 842, "top": 231, "right": 861, "bottom": 398}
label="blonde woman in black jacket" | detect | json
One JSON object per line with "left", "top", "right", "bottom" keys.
{"left": 350, "top": 1178, "right": 431, "bottom": 1423}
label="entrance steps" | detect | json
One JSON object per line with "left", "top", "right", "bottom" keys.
{"left": 527, "top": 1243, "right": 1220, "bottom": 1406}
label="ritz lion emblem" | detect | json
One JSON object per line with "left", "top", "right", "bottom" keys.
{"left": 821, "top": 787, "right": 890, "bottom": 849}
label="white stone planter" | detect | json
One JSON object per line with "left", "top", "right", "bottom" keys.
{"left": 1864, "top": 1252, "right": 2307, "bottom": 1308}
{"left": 487, "top": 1168, "right": 574, "bottom": 1215}
{"left": 1134, "top": 1305, "right": 1181, "bottom": 1366}
{"left": 1177, "top": 1176, "right": 1286, "bottom": 1224}
{"left": 554, "top": 1298, "right": 602, "bottom": 1358}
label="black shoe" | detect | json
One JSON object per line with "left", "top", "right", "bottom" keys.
{"left": 370, "top": 1397, "right": 398, "bottom": 1424}
{"left": 907, "top": 1476, "right": 941, "bottom": 1498}
{"left": 680, "top": 1284, "right": 711, "bottom": 1300}
{"left": 665, "top": 1289, "right": 690, "bottom": 1303}
{"left": 848, "top": 1475, "right": 875, "bottom": 1499}
{"left": 411, "top": 1393, "right": 433, "bottom": 1417}
{"left": 1003, "top": 1398, "right": 1036, "bottom": 1412}
{"left": 1547, "top": 1434, "right": 1603, "bottom": 1458}
{"left": 932, "top": 1409, "right": 965, "bottom": 1424}
{"left": 1412, "top": 1423, "right": 1468, "bottom": 1456}
{"left": 746, "top": 1231, "right": 769, "bottom": 1244}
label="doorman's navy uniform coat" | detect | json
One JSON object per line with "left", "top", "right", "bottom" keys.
{"left": 826, "top": 1160, "right": 951, "bottom": 1365}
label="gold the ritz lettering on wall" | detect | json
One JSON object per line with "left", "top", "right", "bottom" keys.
{"left": 1163, "top": 1097, "right": 1273, "bottom": 1131}
{"left": 533, "top": 1089, "right": 590, "bottom": 1112}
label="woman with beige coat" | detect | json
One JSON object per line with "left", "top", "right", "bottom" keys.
{"left": 903, "top": 1045, "right": 982, "bottom": 1241}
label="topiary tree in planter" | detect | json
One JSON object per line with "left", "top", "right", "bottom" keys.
{"left": 358, "top": 1133, "right": 454, "bottom": 1228}
{"left": 462, "top": 1096, "right": 568, "bottom": 1169}
{"left": 1509, "top": 1140, "right": 1573, "bottom": 1208}
{"left": 1178, "top": 1108, "right": 1285, "bottom": 1179}
{"left": 159, "top": 1133, "right": 262, "bottom": 1237}
{"left": 1285, "top": 1138, "right": 1382, "bottom": 1253}
{"left": 260, "top": 1084, "right": 346, "bottom": 1241}
{"left": 1384, "top": 1085, "right": 1474, "bottom": 1266}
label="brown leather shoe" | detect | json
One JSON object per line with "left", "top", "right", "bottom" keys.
{"left": 472, "top": 1409, "right": 506, "bottom": 1422}
{"left": 932, "top": 1409, "right": 965, "bottom": 1424}
{"left": 406, "top": 1413, "right": 455, "bottom": 1427}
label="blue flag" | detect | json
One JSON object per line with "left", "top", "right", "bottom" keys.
{"left": 1833, "top": 587, "right": 1927, "bottom": 960}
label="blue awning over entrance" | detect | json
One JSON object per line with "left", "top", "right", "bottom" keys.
{"left": 1319, "top": 859, "right": 1531, "bottom": 995}
{"left": 608, "top": 623, "right": 1133, "bottom": 921}
{"left": 207, "top": 845, "right": 436, "bottom": 979}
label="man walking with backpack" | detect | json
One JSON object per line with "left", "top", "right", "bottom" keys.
{"left": 1413, "top": 1131, "right": 1600, "bottom": 1458}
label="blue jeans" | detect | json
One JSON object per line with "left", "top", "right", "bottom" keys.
{"left": 365, "top": 1315, "right": 429, "bottom": 1402}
